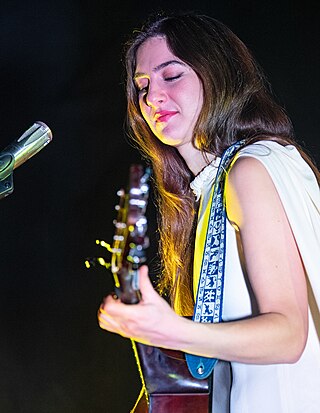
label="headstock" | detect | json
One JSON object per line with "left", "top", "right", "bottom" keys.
{"left": 86, "top": 164, "right": 151, "bottom": 304}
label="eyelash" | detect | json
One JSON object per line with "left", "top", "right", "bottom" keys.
{"left": 164, "top": 74, "right": 182, "bottom": 82}
{"left": 136, "top": 73, "right": 183, "bottom": 94}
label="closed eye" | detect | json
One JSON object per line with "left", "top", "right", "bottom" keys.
{"left": 164, "top": 74, "right": 182, "bottom": 82}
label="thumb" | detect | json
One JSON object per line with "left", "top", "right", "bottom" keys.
{"left": 138, "top": 265, "right": 156, "bottom": 299}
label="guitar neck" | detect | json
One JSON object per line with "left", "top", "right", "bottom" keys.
{"left": 116, "top": 265, "right": 141, "bottom": 304}
{"left": 111, "top": 164, "right": 150, "bottom": 304}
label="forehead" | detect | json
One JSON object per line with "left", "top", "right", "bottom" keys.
{"left": 135, "top": 36, "right": 181, "bottom": 74}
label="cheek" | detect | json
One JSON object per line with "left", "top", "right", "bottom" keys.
{"left": 183, "top": 91, "right": 202, "bottom": 121}
{"left": 139, "top": 100, "right": 152, "bottom": 125}
{"left": 191, "top": 87, "right": 203, "bottom": 119}
{"left": 179, "top": 81, "right": 203, "bottom": 111}
{"left": 138, "top": 103, "right": 155, "bottom": 135}
{"left": 138, "top": 98, "right": 146, "bottom": 117}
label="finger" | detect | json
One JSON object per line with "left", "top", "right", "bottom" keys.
{"left": 98, "top": 306, "right": 133, "bottom": 339}
{"left": 97, "top": 306, "right": 119, "bottom": 332}
{"left": 98, "top": 296, "right": 133, "bottom": 329}
{"left": 100, "top": 293, "right": 120, "bottom": 312}
{"left": 138, "top": 265, "right": 156, "bottom": 298}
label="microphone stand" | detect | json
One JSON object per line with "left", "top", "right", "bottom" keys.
{"left": 0, "top": 155, "right": 14, "bottom": 199}
{"left": 0, "top": 121, "right": 52, "bottom": 200}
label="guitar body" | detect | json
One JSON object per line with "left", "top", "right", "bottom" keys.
{"left": 132, "top": 343, "right": 211, "bottom": 413}
{"left": 134, "top": 391, "right": 210, "bottom": 413}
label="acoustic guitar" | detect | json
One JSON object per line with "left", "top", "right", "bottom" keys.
{"left": 87, "top": 164, "right": 212, "bottom": 412}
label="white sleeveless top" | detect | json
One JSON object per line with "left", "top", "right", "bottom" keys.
{"left": 191, "top": 141, "right": 320, "bottom": 412}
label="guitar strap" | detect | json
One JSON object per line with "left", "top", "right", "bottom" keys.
{"left": 186, "top": 140, "right": 246, "bottom": 379}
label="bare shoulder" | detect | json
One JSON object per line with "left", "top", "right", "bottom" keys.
{"left": 227, "top": 155, "right": 271, "bottom": 188}
{"left": 225, "top": 155, "right": 283, "bottom": 228}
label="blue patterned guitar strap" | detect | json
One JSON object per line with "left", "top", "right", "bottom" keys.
{"left": 185, "top": 140, "right": 245, "bottom": 379}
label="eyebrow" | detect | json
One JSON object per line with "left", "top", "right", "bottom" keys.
{"left": 134, "top": 60, "right": 186, "bottom": 80}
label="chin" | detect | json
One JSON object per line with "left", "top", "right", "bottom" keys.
{"left": 157, "top": 132, "right": 186, "bottom": 146}
{"left": 160, "top": 138, "right": 184, "bottom": 147}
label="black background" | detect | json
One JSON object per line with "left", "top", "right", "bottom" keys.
{"left": 0, "top": 1, "right": 319, "bottom": 412}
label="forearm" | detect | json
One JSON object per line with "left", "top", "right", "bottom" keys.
{"left": 166, "top": 312, "right": 307, "bottom": 365}
{"left": 99, "top": 268, "right": 307, "bottom": 365}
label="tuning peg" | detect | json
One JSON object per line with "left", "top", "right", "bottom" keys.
{"left": 113, "top": 235, "right": 124, "bottom": 241}
{"left": 84, "top": 256, "right": 111, "bottom": 269}
{"left": 96, "top": 239, "right": 113, "bottom": 253}
{"left": 117, "top": 189, "right": 125, "bottom": 197}
{"left": 85, "top": 257, "right": 95, "bottom": 268}
{"left": 97, "top": 257, "right": 111, "bottom": 269}
{"left": 113, "top": 221, "right": 127, "bottom": 229}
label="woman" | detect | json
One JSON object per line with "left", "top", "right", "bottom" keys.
{"left": 98, "top": 13, "right": 320, "bottom": 412}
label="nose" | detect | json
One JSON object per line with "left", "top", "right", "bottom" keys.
{"left": 145, "top": 83, "right": 167, "bottom": 107}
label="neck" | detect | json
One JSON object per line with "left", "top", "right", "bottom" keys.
{"left": 177, "top": 142, "right": 215, "bottom": 175}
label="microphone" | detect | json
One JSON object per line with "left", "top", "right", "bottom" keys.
{"left": 0, "top": 121, "right": 53, "bottom": 199}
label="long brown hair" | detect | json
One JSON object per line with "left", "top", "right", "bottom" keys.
{"left": 124, "top": 13, "right": 319, "bottom": 315}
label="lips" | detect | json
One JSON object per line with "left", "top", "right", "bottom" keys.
{"left": 154, "top": 110, "right": 178, "bottom": 123}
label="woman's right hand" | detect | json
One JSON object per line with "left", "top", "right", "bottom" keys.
{"left": 98, "top": 265, "right": 187, "bottom": 349}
